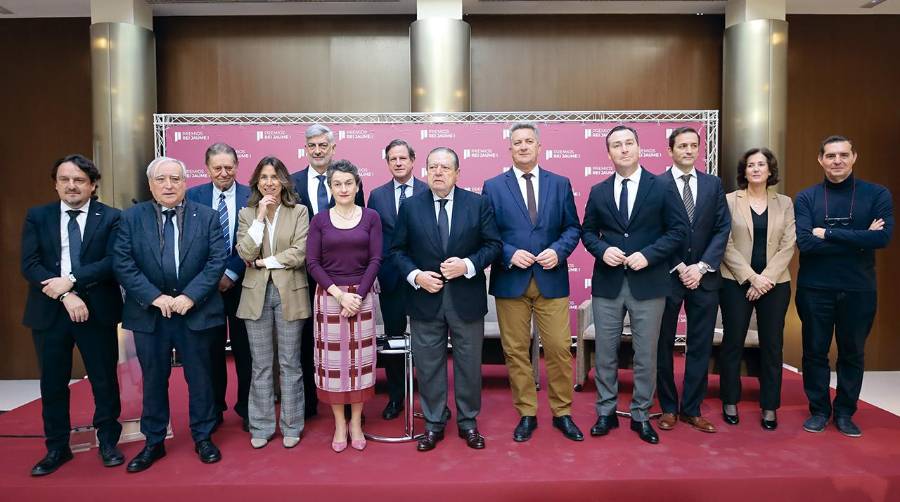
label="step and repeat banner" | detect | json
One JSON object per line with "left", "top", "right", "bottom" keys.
{"left": 160, "top": 114, "right": 717, "bottom": 336}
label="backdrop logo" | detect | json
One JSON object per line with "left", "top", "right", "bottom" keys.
{"left": 358, "top": 166, "right": 375, "bottom": 178}
{"left": 173, "top": 131, "right": 209, "bottom": 143}
{"left": 567, "top": 264, "right": 581, "bottom": 273}
{"left": 236, "top": 148, "right": 251, "bottom": 160}
{"left": 338, "top": 129, "right": 374, "bottom": 141}
{"left": 186, "top": 168, "right": 207, "bottom": 179}
{"left": 463, "top": 148, "right": 499, "bottom": 160}
{"left": 641, "top": 148, "right": 663, "bottom": 159}
{"left": 584, "top": 165, "right": 614, "bottom": 176}
{"left": 297, "top": 148, "right": 306, "bottom": 159}
{"left": 584, "top": 278, "right": 592, "bottom": 289}
{"left": 255, "top": 130, "right": 291, "bottom": 142}
{"left": 420, "top": 167, "right": 427, "bottom": 177}
{"left": 420, "top": 128, "right": 455, "bottom": 140}
{"left": 545, "top": 149, "right": 581, "bottom": 160}
{"left": 584, "top": 127, "right": 611, "bottom": 139}
{"left": 502, "top": 129, "right": 511, "bottom": 139}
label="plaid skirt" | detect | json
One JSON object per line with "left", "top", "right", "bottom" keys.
{"left": 313, "top": 284, "right": 377, "bottom": 405}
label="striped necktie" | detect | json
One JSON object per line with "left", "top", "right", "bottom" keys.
{"left": 218, "top": 193, "right": 230, "bottom": 253}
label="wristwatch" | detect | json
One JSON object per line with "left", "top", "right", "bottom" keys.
{"left": 67, "top": 273, "right": 77, "bottom": 283}
{"left": 697, "top": 261, "right": 711, "bottom": 274}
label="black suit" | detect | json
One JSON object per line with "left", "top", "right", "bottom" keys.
{"left": 290, "top": 166, "right": 365, "bottom": 414}
{"left": 21, "top": 199, "right": 123, "bottom": 452}
{"left": 392, "top": 187, "right": 501, "bottom": 431}
{"left": 656, "top": 169, "right": 731, "bottom": 417}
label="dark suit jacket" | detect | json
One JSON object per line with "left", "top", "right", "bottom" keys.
{"left": 391, "top": 187, "right": 501, "bottom": 322}
{"left": 482, "top": 167, "right": 581, "bottom": 299}
{"left": 186, "top": 181, "right": 251, "bottom": 281}
{"left": 661, "top": 169, "right": 731, "bottom": 291}
{"left": 290, "top": 166, "right": 365, "bottom": 221}
{"left": 581, "top": 168, "right": 689, "bottom": 300}
{"left": 21, "top": 200, "right": 123, "bottom": 330}
{"left": 113, "top": 200, "right": 227, "bottom": 333}
{"left": 367, "top": 177, "right": 429, "bottom": 293}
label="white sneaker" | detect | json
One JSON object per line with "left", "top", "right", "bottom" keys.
{"left": 250, "top": 437, "right": 268, "bottom": 449}
{"left": 283, "top": 436, "right": 300, "bottom": 448}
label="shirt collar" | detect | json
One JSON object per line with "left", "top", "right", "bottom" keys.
{"left": 60, "top": 200, "right": 90, "bottom": 214}
{"left": 213, "top": 181, "right": 237, "bottom": 198}
{"left": 615, "top": 166, "right": 642, "bottom": 185}
{"left": 432, "top": 186, "right": 455, "bottom": 202}
{"left": 512, "top": 165, "right": 540, "bottom": 180}
{"left": 308, "top": 166, "right": 327, "bottom": 181}
{"left": 393, "top": 177, "right": 415, "bottom": 190}
{"left": 670, "top": 165, "right": 696, "bottom": 180}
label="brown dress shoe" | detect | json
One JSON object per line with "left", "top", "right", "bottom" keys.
{"left": 679, "top": 414, "right": 717, "bottom": 433}
{"left": 658, "top": 413, "right": 678, "bottom": 431}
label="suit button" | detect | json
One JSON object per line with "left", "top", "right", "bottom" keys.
{"left": 624, "top": 233, "right": 629, "bottom": 238}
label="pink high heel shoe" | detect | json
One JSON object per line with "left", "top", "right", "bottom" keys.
{"left": 331, "top": 439, "right": 348, "bottom": 453}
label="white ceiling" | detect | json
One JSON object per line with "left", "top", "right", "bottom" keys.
{"left": 1, "top": 0, "right": 898, "bottom": 18}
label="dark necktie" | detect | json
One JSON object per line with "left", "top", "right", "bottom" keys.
{"left": 437, "top": 199, "right": 450, "bottom": 252}
{"left": 162, "top": 209, "right": 179, "bottom": 290}
{"left": 619, "top": 178, "right": 630, "bottom": 223}
{"left": 681, "top": 174, "right": 695, "bottom": 223}
{"left": 316, "top": 174, "right": 329, "bottom": 214}
{"left": 398, "top": 184, "right": 408, "bottom": 214}
{"left": 523, "top": 172, "right": 537, "bottom": 225}
{"left": 66, "top": 210, "right": 82, "bottom": 273}
{"left": 218, "top": 193, "right": 230, "bottom": 254}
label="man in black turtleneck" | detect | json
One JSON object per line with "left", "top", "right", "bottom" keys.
{"left": 795, "top": 135, "right": 894, "bottom": 438}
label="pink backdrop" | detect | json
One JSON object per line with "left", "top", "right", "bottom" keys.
{"left": 165, "top": 121, "right": 706, "bottom": 335}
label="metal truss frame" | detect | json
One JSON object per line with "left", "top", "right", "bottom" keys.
{"left": 154, "top": 110, "right": 719, "bottom": 174}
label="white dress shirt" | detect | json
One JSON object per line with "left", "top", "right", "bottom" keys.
{"left": 247, "top": 205, "right": 285, "bottom": 269}
{"left": 59, "top": 200, "right": 89, "bottom": 278}
{"left": 307, "top": 166, "right": 331, "bottom": 215}
{"left": 669, "top": 165, "right": 698, "bottom": 207}
{"left": 511, "top": 165, "right": 540, "bottom": 213}
{"left": 613, "top": 167, "right": 643, "bottom": 219}
{"left": 212, "top": 182, "right": 239, "bottom": 281}
{"left": 393, "top": 178, "right": 415, "bottom": 214}
{"left": 406, "top": 187, "right": 476, "bottom": 288}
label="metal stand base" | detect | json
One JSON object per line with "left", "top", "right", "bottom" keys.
{"left": 365, "top": 335, "right": 421, "bottom": 443}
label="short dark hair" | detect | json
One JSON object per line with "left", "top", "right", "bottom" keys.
{"left": 736, "top": 147, "right": 780, "bottom": 189}
{"left": 605, "top": 125, "right": 640, "bottom": 152}
{"left": 327, "top": 159, "right": 361, "bottom": 187}
{"left": 384, "top": 139, "right": 415, "bottom": 161}
{"left": 247, "top": 156, "right": 298, "bottom": 208}
{"left": 426, "top": 147, "right": 460, "bottom": 170}
{"left": 818, "top": 135, "right": 855, "bottom": 156}
{"left": 668, "top": 127, "right": 700, "bottom": 149}
{"left": 204, "top": 142, "right": 238, "bottom": 166}
{"left": 52, "top": 154, "right": 101, "bottom": 198}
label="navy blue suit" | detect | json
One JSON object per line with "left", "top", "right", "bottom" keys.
{"left": 21, "top": 200, "right": 123, "bottom": 452}
{"left": 186, "top": 182, "right": 252, "bottom": 421}
{"left": 367, "top": 177, "right": 428, "bottom": 403}
{"left": 113, "top": 199, "right": 227, "bottom": 445}
{"left": 656, "top": 169, "right": 731, "bottom": 417}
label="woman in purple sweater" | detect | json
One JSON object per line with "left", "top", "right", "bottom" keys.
{"left": 307, "top": 160, "right": 382, "bottom": 452}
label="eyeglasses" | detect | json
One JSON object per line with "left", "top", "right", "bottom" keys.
{"left": 824, "top": 216, "right": 853, "bottom": 227}
{"left": 823, "top": 178, "right": 855, "bottom": 228}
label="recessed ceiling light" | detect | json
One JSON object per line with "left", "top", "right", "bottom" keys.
{"left": 860, "top": 0, "right": 888, "bottom": 8}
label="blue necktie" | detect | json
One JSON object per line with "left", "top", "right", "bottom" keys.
{"left": 398, "top": 184, "right": 408, "bottom": 213}
{"left": 162, "top": 209, "right": 179, "bottom": 291}
{"left": 218, "top": 193, "right": 230, "bottom": 254}
{"left": 316, "top": 174, "right": 329, "bottom": 214}
{"left": 66, "top": 210, "right": 82, "bottom": 273}
{"left": 619, "top": 178, "right": 630, "bottom": 224}
{"left": 437, "top": 199, "right": 450, "bottom": 252}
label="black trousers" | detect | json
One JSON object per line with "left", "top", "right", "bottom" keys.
{"left": 378, "top": 286, "right": 410, "bottom": 403}
{"left": 718, "top": 279, "right": 791, "bottom": 410}
{"left": 32, "top": 315, "right": 121, "bottom": 452}
{"left": 796, "top": 286, "right": 876, "bottom": 419}
{"left": 301, "top": 275, "right": 318, "bottom": 414}
{"left": 211, "top": 285, "right": 251, "bottom": 419}
{"left": 134, "top": 316, "right": 217, "bottom": 445}
{"left": 657, "top": 281, "right": 719, "bottom": 416}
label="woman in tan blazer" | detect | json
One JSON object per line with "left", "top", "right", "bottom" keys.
{"left": 719, "top": 148, "right": 795, "bottom": 431}
{"left": 235, "top": 156, "right": 310, "bottom": 449}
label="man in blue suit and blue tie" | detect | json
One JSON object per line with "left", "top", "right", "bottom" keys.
{"left": 581, "top": 125, "right": 688, "bottom": 445}
{"left": 186, "top": 143, "right": 252, "bottom": 432}
{"left": 656, "top": 127, "right": 730, "bottom": 434}
{"left": 482, "top": 123, "right": 584, "bottom": 442}
{"left": 114, "top": 157, "right": 227, "bottom": 472}
{"left": 367, "top": 139, "right": 428, "bottom": 420}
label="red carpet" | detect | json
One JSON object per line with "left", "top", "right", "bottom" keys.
{"left": 2, "top": 356, "right": 900, "bottom": 501}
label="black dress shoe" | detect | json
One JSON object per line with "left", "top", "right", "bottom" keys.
{"left": 382, "top": 400, "right": 403, "bottom": 421}
{"left": 416, "top": 430, "right": 444, "bottom": 452}
{"left": 30, "top": 448, "right": 74, "bottom": 476}
{"left": 513, "top": 416, "right": 538, "bottom": 442}
{"left": 195, "top": 440, "right": 222, "bottom": 464}
{"left": 126, "top": 443, "right": 166, "bottom": 473}
{"left": 722, "top": 405, "right": 740, "bottom": 425}
{"left": 99, "top": 444, "right": 125, "bottom": 467}
{"left": 630, "top": 420, "right": 659, "bottom": 444}
{"left": 458, "top": 428, "right": 486, "bottom": 449}
{"left": 590, "top": 414, "right": 620, "bottom": 437}
{"left": 552, "top": 415, "right": 584, "bottom": 441}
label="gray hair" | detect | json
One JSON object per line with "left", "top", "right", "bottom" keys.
{"left": 204, "top": 142, "right": 238, "bottom": 165}
{"left": 305, "top": 123, "right": 334, "bottom": 143}
{"left": 509, "top": 122, "right": 540, "bottom": 141}
{"left": 146, "top": 156, "right": 187, "bottom": 179}
{"left": 326, "top": 159, "right": 361, "bottom": 187}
